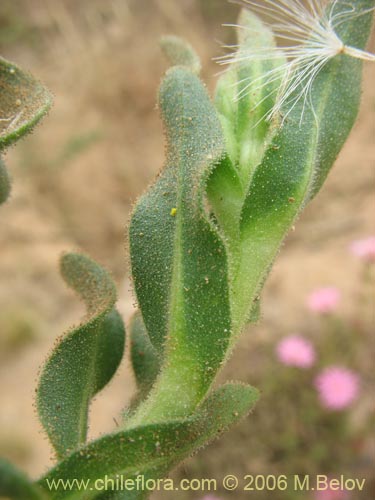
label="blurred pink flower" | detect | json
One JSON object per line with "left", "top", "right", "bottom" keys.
{"left": 307, "top": 287, "right": 340, "bottom": 314}
{"left": 349, "top": 236, "right": 375, "bottom": 262}
{"left": 315, "top": 366, "right": 360, "bottom": 410}
{"left": 314, "top": 480, "right": 349, "bottom": 499}
{"left": 276, "top": 335, "right": 316, "bottom": 368}
{"left": 200, "top": 497, "right": 222, "bottom": 500}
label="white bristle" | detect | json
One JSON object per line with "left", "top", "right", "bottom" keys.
{"left": 218, "top": 0, "right": 375, "bottom": 124}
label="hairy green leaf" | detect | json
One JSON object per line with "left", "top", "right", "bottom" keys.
{"left": 0, "top": 155, "right": 11, "bottom": 204}
{"left": 0, "top": 458, "right": 48, "bottom": 500}
{"left": 160, "top": 36, "right": 201, "bottom": 75}
{"left": 129, "top": 67, "right": 231, "bottom": 423}
{"left": 38, "top": 383, "right": 259, "bottom": 500}
{"left": 234, "top": 0, "right": 374, "bottom": 327}
{"left": 130, "top": 311, "right": 161, "bottom": 401}
{"left": 206, "top": 155, "right": 244, "bottom": 254}
{"left": 0, "top": 56, "right": 51, "bottom": 150}
{"left": 306, "top": 0, "right": 374, "bottom": 198}
{"left": 37, "top": 253, "right": 125, "bottom": 459}
{"left": 208, "top": 9, "right": 284, "bottom": 312}
{"left": 214, "top": 9, "right": 284, "bottom": 186}
{"left": 211, "top": 0, "right": 374, "bottom": 332}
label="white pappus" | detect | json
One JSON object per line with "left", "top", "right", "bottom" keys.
{"left": 218, "top": 0, "right": 375, "bottom": 124}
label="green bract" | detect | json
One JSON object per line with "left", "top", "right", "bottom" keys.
{"left": 0, "top": 1, "right": 373, "bottom": 499}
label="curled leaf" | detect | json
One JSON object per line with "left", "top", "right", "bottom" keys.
{"left": 129, "top": 67, "right": 231, "bottom": 423}
{"left": 235, "top": 0, "right": 374, "bottom": 328}
{"left": 0, "top": 56, "right": 52, "bottom": 150}
{"left": 210, "top": 0, "right": 374, "bottom": 332}
{"left": 37, "top": 253, "right": 125, "bottom": 459}
{"left": 160, "top": 35, "right": 201, "bottom": 74}
{"left": 38, "top": 383, "right": 259, "bottom": 500}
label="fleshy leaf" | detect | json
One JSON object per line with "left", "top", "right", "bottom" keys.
{"left": 214, "top": 9, "right": 284, "bottom": 187}
{"left": 206, "top": 154, "right": 244, "bottom": 260}
{"left": 0, "top": 459, "right": 48, "bottom": 500}
{"left": 0, "top": 56, "right": 52, "bottom": 150}
{"left": 0, "top": 155, "right": 11, "bottom": 204}
{"left": 233, "top": 0, "right": 374, "bottom": 328}
{"left": 208, "top": 9, "right": 284, "bottom": 318}
{"left": 129, "top": 67, "right": 231, "bottom": 423}
{"left": 209, "top": 0, "right": 374, "bottom": 333}
{"left": 130, "top": 311, "right": 161, "bottom": 401}
{"left": 37, "top": 253, "right": 125, "bottom": 459}
{"left": 160, "top": 36, "right": 201, "bottom": 74}
{"left": 38, "top": 383, "right": 259, "bottom": 500}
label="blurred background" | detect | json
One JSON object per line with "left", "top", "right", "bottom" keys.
{"left": 0, "top": 1, "right": 374, "bottom": 499}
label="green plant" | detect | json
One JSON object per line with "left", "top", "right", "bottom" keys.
{"left": 0, "top": 54, "right": 51, "bottom": 203}
{"left": 0, "top": 1, "right": 374, "bottom": 499}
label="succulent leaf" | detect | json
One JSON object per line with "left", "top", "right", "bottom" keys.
{"left": 210, "top": 0, "right": 374, "bottom": 332}
{"left": 208, "top": 9, "right": 284, "bottom": 316}
{"left": 37, "top": 253, "right": 125, "bottom": 459}
{"left": 38, "top": 383, "right": 259, "bottom": 500}
{"left": 1, "top": 2, "right": 373, "bottom": 496}
{"left": 234, "top": 0, "right": 374, "bottom": 328}
{"left": 160, "top": 36, "right": 201, "bottom": 75}
{"left": 129, "top": 67, "right": 231, "bottom": 423}
{"left": 130, "top": 311, "right": 161, "bottom": 402}
{"left": 0, "top": 458, "right": 48, "bottom": 500}
{"left": 0, "top": 56, "right": 51, "bottom": 150}
{"left": 214, "top": 9, "right": 284, "bottom": 186}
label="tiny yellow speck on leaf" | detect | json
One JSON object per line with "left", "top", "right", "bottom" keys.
{"left": 170, "top": 207, "right": 177, "bottom": 216}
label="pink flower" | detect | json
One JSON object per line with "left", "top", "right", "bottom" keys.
{"left": 349, "top": 236, "right": 375, "bottom": 262}
{"left": 314, "top": 480, "right": 349, "bottom": 499}
{"left": 276, "top": 335, "right": 316, "bottom": 368}
{"left": 307, "top": 287, "right": 340, "bottom": 314}
{"left": 315, "top": 366, "right": 360, "bottom": 410}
